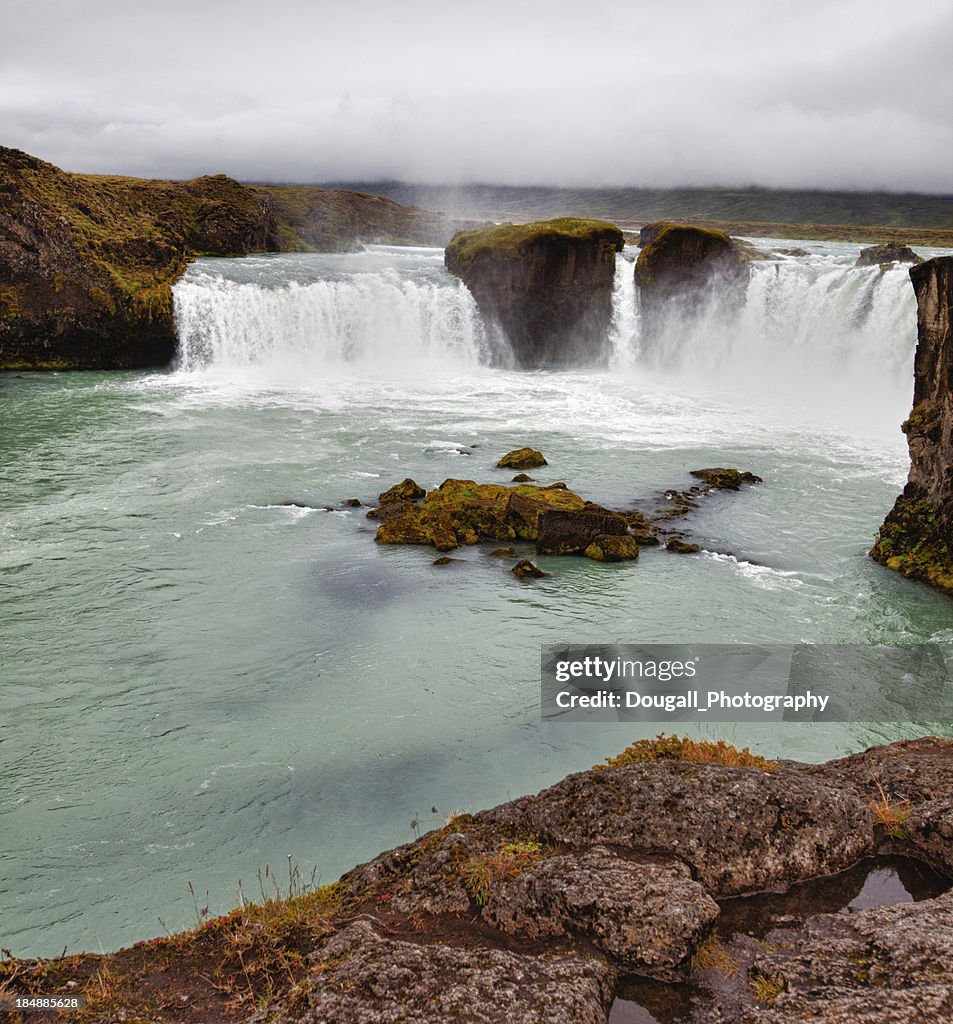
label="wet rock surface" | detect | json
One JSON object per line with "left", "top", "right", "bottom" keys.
{"left": 368, "top": 463, "right": 761, "bottom": 564}
{"left": 3, "top": 741, "right": 951, "bottom": 1022}
{"left": 445, "top": 218, "right": 624, "bottom": 367}
{"left": 871, "top": 256, "right": 953, "bottom": 595}
{"left": 278, "top": 919, "right": 617, "bottom": 1024}
{"left": 634, "top": 224, "right": 756, "bottom": 348}
{"left": 482, "top": 846, "right": 718, "bottom": 977}
{"left": 856, "top": 241, "right": 924, "bottom": 267}
{"left": 737, "top": 890, "right": 953, "bottom": 1023}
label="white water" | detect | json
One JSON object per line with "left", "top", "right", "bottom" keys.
{"left": 174, "top": 251, "right": 488, "bottom": 374}
{"left": 172, "top": 242, "right": 928, "bottom": 428}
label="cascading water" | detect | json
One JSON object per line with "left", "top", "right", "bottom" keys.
{"left": 173, "top": 244, "right": 923, "bottom": 403}
{"left": 173, "top": 251, "right": 487, "bottom": 373}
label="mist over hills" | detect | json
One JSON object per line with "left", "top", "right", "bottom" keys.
{"left": 316, "top": 183, "right": 953, "bottom": 232}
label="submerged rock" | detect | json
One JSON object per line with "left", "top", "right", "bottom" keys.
{"left": 497, "top": 447, "right": 547, "bottom": 470}
{"left": 511, "top": 473, "right": 535, "bottom": 482}
{"left": 871, "top": 257, "right": 953, "bottom": 594}
{"left": 445, "top": 218, "right": 624, "bottom": 367}
{"left": 666, "top": 537, "right": 702, "bottom": 554}
{"left": 512, "top": 559, "right": 548, "bottom": 579}
{"left": 488, "top": 547, "right": 518, "bottom": 558}
{"left": 856, "top": 241, "right": 924, "bottom": 267}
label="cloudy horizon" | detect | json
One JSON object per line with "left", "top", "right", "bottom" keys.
{"left": 1, "top": 0, "right": 951, "bottom": 193}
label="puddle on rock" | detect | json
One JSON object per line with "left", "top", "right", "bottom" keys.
{"left": 609, "top": 855, "right": 950, "bottom": 1023}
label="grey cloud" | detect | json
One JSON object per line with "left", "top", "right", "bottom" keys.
{"left": 0, "top": 0, "right": 950, "bottom": 191}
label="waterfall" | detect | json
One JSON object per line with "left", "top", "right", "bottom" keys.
{"left": 172, "top": 247, "right": 921, "bottom": 417}
{"left": 173, "top": 264, "right": 487, "bottom": 373}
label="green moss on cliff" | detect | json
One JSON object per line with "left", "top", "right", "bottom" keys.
{"left": 871, "top": 491, "right": 953, "bottom": 595}
{"left": 445, "top": 217, "right": 623, "bottom": 273}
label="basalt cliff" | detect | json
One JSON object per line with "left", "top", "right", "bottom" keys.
{"left": 445, "top": 218, "right": 624, "bottom": 367}
{"left": 2, "top": 738, "right": 951, "bottom": 1023}
{"left": 0, "top": 147, "right": 467, "bottom": 371}
{"left": 871, "top": 256, "right": 953, "bottom": 594}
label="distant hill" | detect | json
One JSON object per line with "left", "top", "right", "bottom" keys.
{"left": 321, "top": 182, "right": 953, "bottom": 245}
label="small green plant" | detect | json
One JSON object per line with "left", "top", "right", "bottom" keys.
{"left": 750, "top": 972, "right": 784, "bottom": 1003}
{"left": 461, "top": 840, "right": 544, "bottom": 907}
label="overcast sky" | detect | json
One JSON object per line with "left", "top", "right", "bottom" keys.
{"left": 1, "top": 0, "right": 951, "bottom": 191}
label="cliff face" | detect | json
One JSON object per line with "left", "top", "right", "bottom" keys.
{"left": 445, "top": 218, "right": 624, "bottom": 368}
{"left": 871, "top": 256, "right": 953, "bottom": 594}
{"left": 0, "top": 147, "right": 471, "bottom": 370}
{"left": 0, "top": 148, "right": 284, "bottom": 369}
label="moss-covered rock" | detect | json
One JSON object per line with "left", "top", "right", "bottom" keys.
{"left": 497, "top": 448, "right": 547, "bottom": 469}
{"left": 372, "top": 477, "right": 643, "bottom": 563}
{"left": 512, "top": 559, "right": 548, "bottom": 579}
{"left": 378, "top": 478, "right": 426, "bottom": 505}
{"left": 584, "top": 535, "right": 640, "bottom": 562}
{"left": 445, "top": 217, "right": 624, "bottom": 368}
{"left": 666, "top": 538, "right": 702, "bottom": 554}
{"left": 871, "top": 257, "right": 953, "bottom": 595}
{"left": 373, "top": 478, "right": 591, "bottom": 553}
{"left": 536, "top": 506, "right": 631, "bottom": 557}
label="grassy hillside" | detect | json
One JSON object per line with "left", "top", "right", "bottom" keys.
{"left": 326, "top": 182, "right": 953, "bottom": 246}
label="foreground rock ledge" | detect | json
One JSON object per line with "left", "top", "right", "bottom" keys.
{"left": 871, "top": 256, "right": 953, "bottom": 595}
{"left": 3, "top": 739, "right": 951, "bottom": 1023}
{"left": 445, "top": 217, "right": 624, "bottom": 368}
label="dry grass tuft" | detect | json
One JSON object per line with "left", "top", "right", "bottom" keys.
{"left": 598, "top": 734, "right": 779, "bottom": 772}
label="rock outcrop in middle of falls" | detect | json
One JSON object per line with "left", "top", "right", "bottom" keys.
{"left": 444, "top": 217, "right": 624, "bottom": 368}
{"left": 856, "top": 241, "right": 924, "bottom": 267}
{"left": 871, "top": 256, "right": 953, "bottom": 595}
{"left": 634, "top": 223, "right": 759, "bottom": 351}
{"left": 368, "top": 466, "right": 763, "bottom": 564}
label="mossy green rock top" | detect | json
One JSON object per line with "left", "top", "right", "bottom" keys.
{"left": 445, "top": 218, "right": 623, "bottom": 273}
{"left": 497, "top": 448, "right": 548, "bottom": 470}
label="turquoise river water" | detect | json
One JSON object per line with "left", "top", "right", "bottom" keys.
{"left": 2, "top": 241, "right": 953, "bottom": 956}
